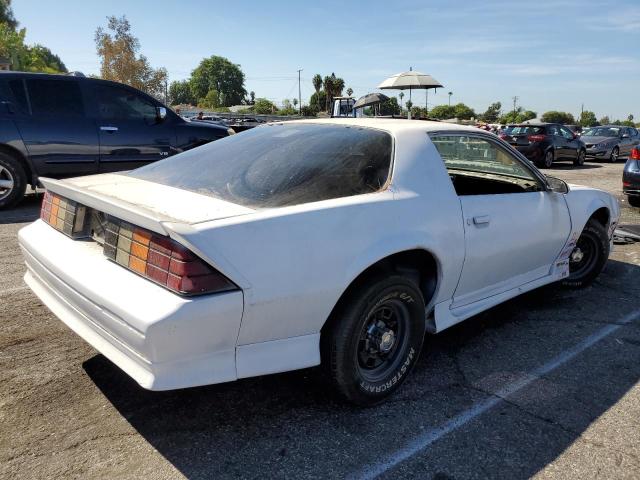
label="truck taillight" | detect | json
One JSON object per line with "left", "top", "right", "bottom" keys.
{"left": 103, "top": 218, "right": 236, "bottom": 296}
{"left": 40, "top": 191, "right": 88, "bottom": 238}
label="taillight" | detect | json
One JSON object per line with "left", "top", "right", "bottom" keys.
{"left": 631, "top": 147, "right": 640, "bottom": 160}
{"left": 40, "top": 191, "right": 88, "bottom": 238}
{"left": 527, "top": 134, "right": 546, "bottom": 142}
{"left": 103, "top": 218, "right": 236, "bottom": 296}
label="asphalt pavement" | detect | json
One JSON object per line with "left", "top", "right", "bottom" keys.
{"left": 1, "top": 160, "right": 639, "bottom": 479}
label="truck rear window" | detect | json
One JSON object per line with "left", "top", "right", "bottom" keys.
{"left": 130, "top": 123, "right": 393, "bottom": 208}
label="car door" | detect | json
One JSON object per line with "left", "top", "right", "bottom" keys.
{"left": 12, "top": 77, "right": 99, "bottom": 178}
{"left": 92, "top": 83, "right": 176, "bottom": 173}
{"left": 620, "top": 128, "right": 634, "bottom": 156}
{"left": 429, "top": 133, "right": 571, "bottom": 308}
{"left": 547, "top": 125, "right": 565, "bottom": 159}
{"left": 559, "top": 125, "right": 580, "bottom": 159}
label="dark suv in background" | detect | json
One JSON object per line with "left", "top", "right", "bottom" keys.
{"left": 0, "top": 72, "right": 232, "bottom": 208}
{"left": 500, "top": 122, "right": 586, "bottom": 168}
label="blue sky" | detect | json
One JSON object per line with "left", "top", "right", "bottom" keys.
{"left": 13, "top": 0, "right": 640, "bottom": 119}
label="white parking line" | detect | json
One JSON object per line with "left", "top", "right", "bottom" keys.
{"left": 350, "top": 309, "right": 640, "bottom": 480}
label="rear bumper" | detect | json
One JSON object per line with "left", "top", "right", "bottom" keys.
{"left": 514, "top": 145, "right": 542, "bottom": 161}
{"left": 19, "top": 220, "right": 244, "bottom": 390}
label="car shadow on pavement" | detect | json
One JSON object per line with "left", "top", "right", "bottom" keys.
{"left": 549, "top": 163, "right": 603, "bottom": 170}
{"left": 84, "top": 258, "right": 640, "bottom": 479}
{"left": 0, "top": 193, "right": 41, "bottom": 225}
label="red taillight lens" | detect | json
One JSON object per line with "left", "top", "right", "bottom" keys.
{"left": 40, "top": 190, "right": 88, "bottom": 238}
{"left": 631, "top": 147, "right": 640, "bottom": 160}
{"left": 527, "top": 134, "right": 546, "bottom": 142}
{"left": 103, "top": 218, "right": 236, "bottom": 296}
{"left": 623, "top": 181, "right": 631, "bottom": 187}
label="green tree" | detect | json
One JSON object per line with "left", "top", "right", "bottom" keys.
{"left": 312, "top": 74, "right": 322, "bottom": 96}
{"left": 399, "top": 92, "right": 404, "bottom": 108}
{"left": 379, "top": 97, "right": 400, "bottom": 116}
{"left": 0, "top": 0, "right": 18, "bottom": 30}
{"left": 24, "top": 44, "right": 66, "bottom": 73}
{"left": 95, "top": 16, "right": 167, "bottom": 98}
{"left": 310, "top": 90, "right": 326, "bottom": 112}
{"left": 253, "top": 98, "right": 276, "bottom": 114}
{"left": 169, "top": 80, "right": 194, "bottom": 105}
{"left": 346, "top": 87, "right": 353, "bottom": 97}
{"left": 190, "top": 55, "right": 246, "bottom": 107}
{"left": 429, "top": 104, "right": 456, "bottom": 119}
{"left": 300, "top": 105, "right": 317, "bottom": 117}
{"left": 292, "top": 98, "right": 298, "bottom": 109}
{"left": 481, "top": 102, "right": 502, "bottom": 122}
{"left": 578, "top": 110, "right": 598, "bottom": 127}
{"left": 540, "top": 111, "right": 575, "bottom": 124}
{"left": 453, "top": 103, "right": 476, "bottom": 120}
{"left": 198, "top": 89, "right": 220, "bottom": 109}
{"left": 599, "top": 116, "right": 610, "bottom": 125}
{"left": 249, "top": 91, "right": 255, "bottom": 104}
{"left": 323, "top": 74, "right": 334, "bottom": 111}
{"left": 499, "top": 108, "right": 537, "bottom": 124}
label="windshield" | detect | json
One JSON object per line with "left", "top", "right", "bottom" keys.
{"left": 582, "top": 127, "right": 620, "bottom": 137}
{"left": 130, "top": 123, "right": 393, "bottom": 208}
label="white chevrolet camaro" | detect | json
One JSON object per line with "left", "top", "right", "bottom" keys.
{"left": 19, "top": 119, "right": 619, "bottom": 405}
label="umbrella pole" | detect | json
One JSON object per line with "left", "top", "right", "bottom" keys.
{"left": 426, "top": 89, "right": 428, "bottom": 116}
{"left": 408, "top": 87, "right": 412, "bottom": 120}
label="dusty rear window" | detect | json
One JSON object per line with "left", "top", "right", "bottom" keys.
{"left": 130, "top": 123, "right": 392, "bottom": 208}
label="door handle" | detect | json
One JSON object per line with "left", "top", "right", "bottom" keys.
{"left": 100, "top": 126, "right": 118, "bottom": 132}
{"left": 473, "top": 215, "right": 491, "bottom": 225}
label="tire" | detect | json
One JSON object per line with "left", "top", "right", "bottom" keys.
{"left": 574, "top": 149, "right": 586, "bottom": 166}
{"left": 322, "top": 275, "right": 426, "bottom": 406}
{"left": 561, "top": 219, "right": 609, "bottom": 288}
{"left": 536, "top": 150, "right": 554, "bottom": 169}
{"left": 0, "top": 152, "right": 27, "bottom": 209}
{"left": 628, "top": 195, "right": 640, "bottom": 208}
{"left": 609, "top": 147, "right": 619, "bottom": 163}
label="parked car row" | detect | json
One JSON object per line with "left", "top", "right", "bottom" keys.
{"left": 0, "top": 72, "right": 232, "bottom": 208}
{"left": 499, "top": 122, "right": 640, "bottom": 168}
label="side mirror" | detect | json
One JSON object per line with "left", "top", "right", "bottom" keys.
{"left": 546, "top": 175, "right": 569, "bottom": 194}
{"left": 156, "top": 106, "right": 167, "bottom": 121}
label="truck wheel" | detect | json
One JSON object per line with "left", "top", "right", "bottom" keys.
{"left": 0, "top": 152, "right": 27, "bottom": 209}
{"left": 561, "top": 219, "right": 609, "bottom": 288}
{"left": 574, "top": 149, "right": 586, "bottom": 166}
{"left": 322, "top": 275, "right": 426, "bottom": 406}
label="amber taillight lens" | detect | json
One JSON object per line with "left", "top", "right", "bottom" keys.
{"left": 103, "top": 218, "right": 236, "bottom": 296}
{"left": 40, "top": 191, "right": 88, "bottom": 238}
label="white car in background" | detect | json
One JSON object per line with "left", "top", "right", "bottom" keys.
{"left": 19, "top": 119, "right": 619, "bottom": 405}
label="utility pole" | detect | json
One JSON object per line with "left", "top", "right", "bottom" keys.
{"left": 512, "top": 96, "right": 519, "bottom": 117}
{"left": 297, "top": 69, "right": 303, "bottom": 115}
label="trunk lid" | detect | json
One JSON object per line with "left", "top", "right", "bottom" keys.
{"left": 41, "top": 174, "right": 255, "bottom": 234}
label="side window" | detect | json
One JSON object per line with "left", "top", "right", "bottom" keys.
{"left": 7, "top": 79, "right": 29, "bottom": 113}
{"left": 560, "top": 127, "right": 574, "bottom": 139}
{"left": 430, "top": 134, "right": 543, "bottom": 196}
{"left": 547, "top": 125, "right": 560, "bottom": 136}
{"left": 94, "top": 85, "right": 157, "bottom": 120}
{"left": 26, "top": 79, "right": 84, "bottom": 117}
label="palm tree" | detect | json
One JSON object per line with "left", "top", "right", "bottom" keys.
{"left": 293, "top": 98, "right": 298, "bottom": 109}
{"left": 312, "top": 74, "right": 322, "bottom": 110}
{"left": 333, "top": 77, "right": 345, "bottom": 97}
{"left": 323, "top": 75, "right": 334, "bottom": 112}
{"left": 346, "top": 87, "right": 353, "bottom": 97}
{"left": 399, "top": 92, "right": 404, "bottom": 109}
{"left": 250, "top": 91, "right": 255, "bottom": 104}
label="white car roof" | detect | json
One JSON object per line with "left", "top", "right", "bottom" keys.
{"left": 276, "top": 117, "right": 483, "bottom": 135}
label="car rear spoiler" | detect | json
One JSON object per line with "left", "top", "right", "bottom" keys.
{"left": 39, "top": 177, "right": 171, "bottom": 235}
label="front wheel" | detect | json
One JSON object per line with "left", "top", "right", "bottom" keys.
{"left": 322, "top": 275, "right": 426, "bottom": 406}
{"left": 574, "top": 149, "right": 586, "bottom": 166}
{"left": 561, "top": 219, "right": 609, "bottom": 288}
{"left": 610, "top": 147, "right": 619, "bottom": 163}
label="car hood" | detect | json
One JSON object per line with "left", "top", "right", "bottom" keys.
{"left": 41, "top": 173, "right": 255, "bottom": 229}
{"left": 581, "top": 136, "right": 617, "bottom": 144}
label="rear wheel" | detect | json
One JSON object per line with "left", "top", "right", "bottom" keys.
{"left": 610, "top": 147, "right": 619, "bottom": 163}
{"left": 561, "top": 219, "right": 609, "bottom": 288}
{"left": 536, "top": 150, "right": 554, "bottom": 168}
{"left": 574, "top": 149, "right": 586, "bottom": 166}
{"left": 0, "top": 152, "right": 27, "bottom": 209}
{"left": 322, "top": 275, "right": 426, "bottom": 406}
{"left": 628, "top": 195, "right": 640, "bottom": 208}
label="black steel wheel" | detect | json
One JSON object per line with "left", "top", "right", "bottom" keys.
{"left": 322, "top": 274, "right": 426, "bottom": 406}
{"left": 561, "top": 219, "right": 609, "bottom": 288}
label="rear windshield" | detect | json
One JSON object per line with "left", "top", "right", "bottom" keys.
{"left": 130, "top": 123, "right": 393, "bottom": 208}
{"left": 506, "top": 126, "right": 545, "bottom": 135}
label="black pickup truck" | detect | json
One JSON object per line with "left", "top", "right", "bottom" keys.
{"left": 0, "top": 72, "right": 231, "bottom": 208}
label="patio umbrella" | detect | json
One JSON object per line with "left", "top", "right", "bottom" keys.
{"left": 378, "top": 69, "right": 443, "bottom": 117}
{"left": 353, "top": 92, "right": 389, "bottom": 109}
